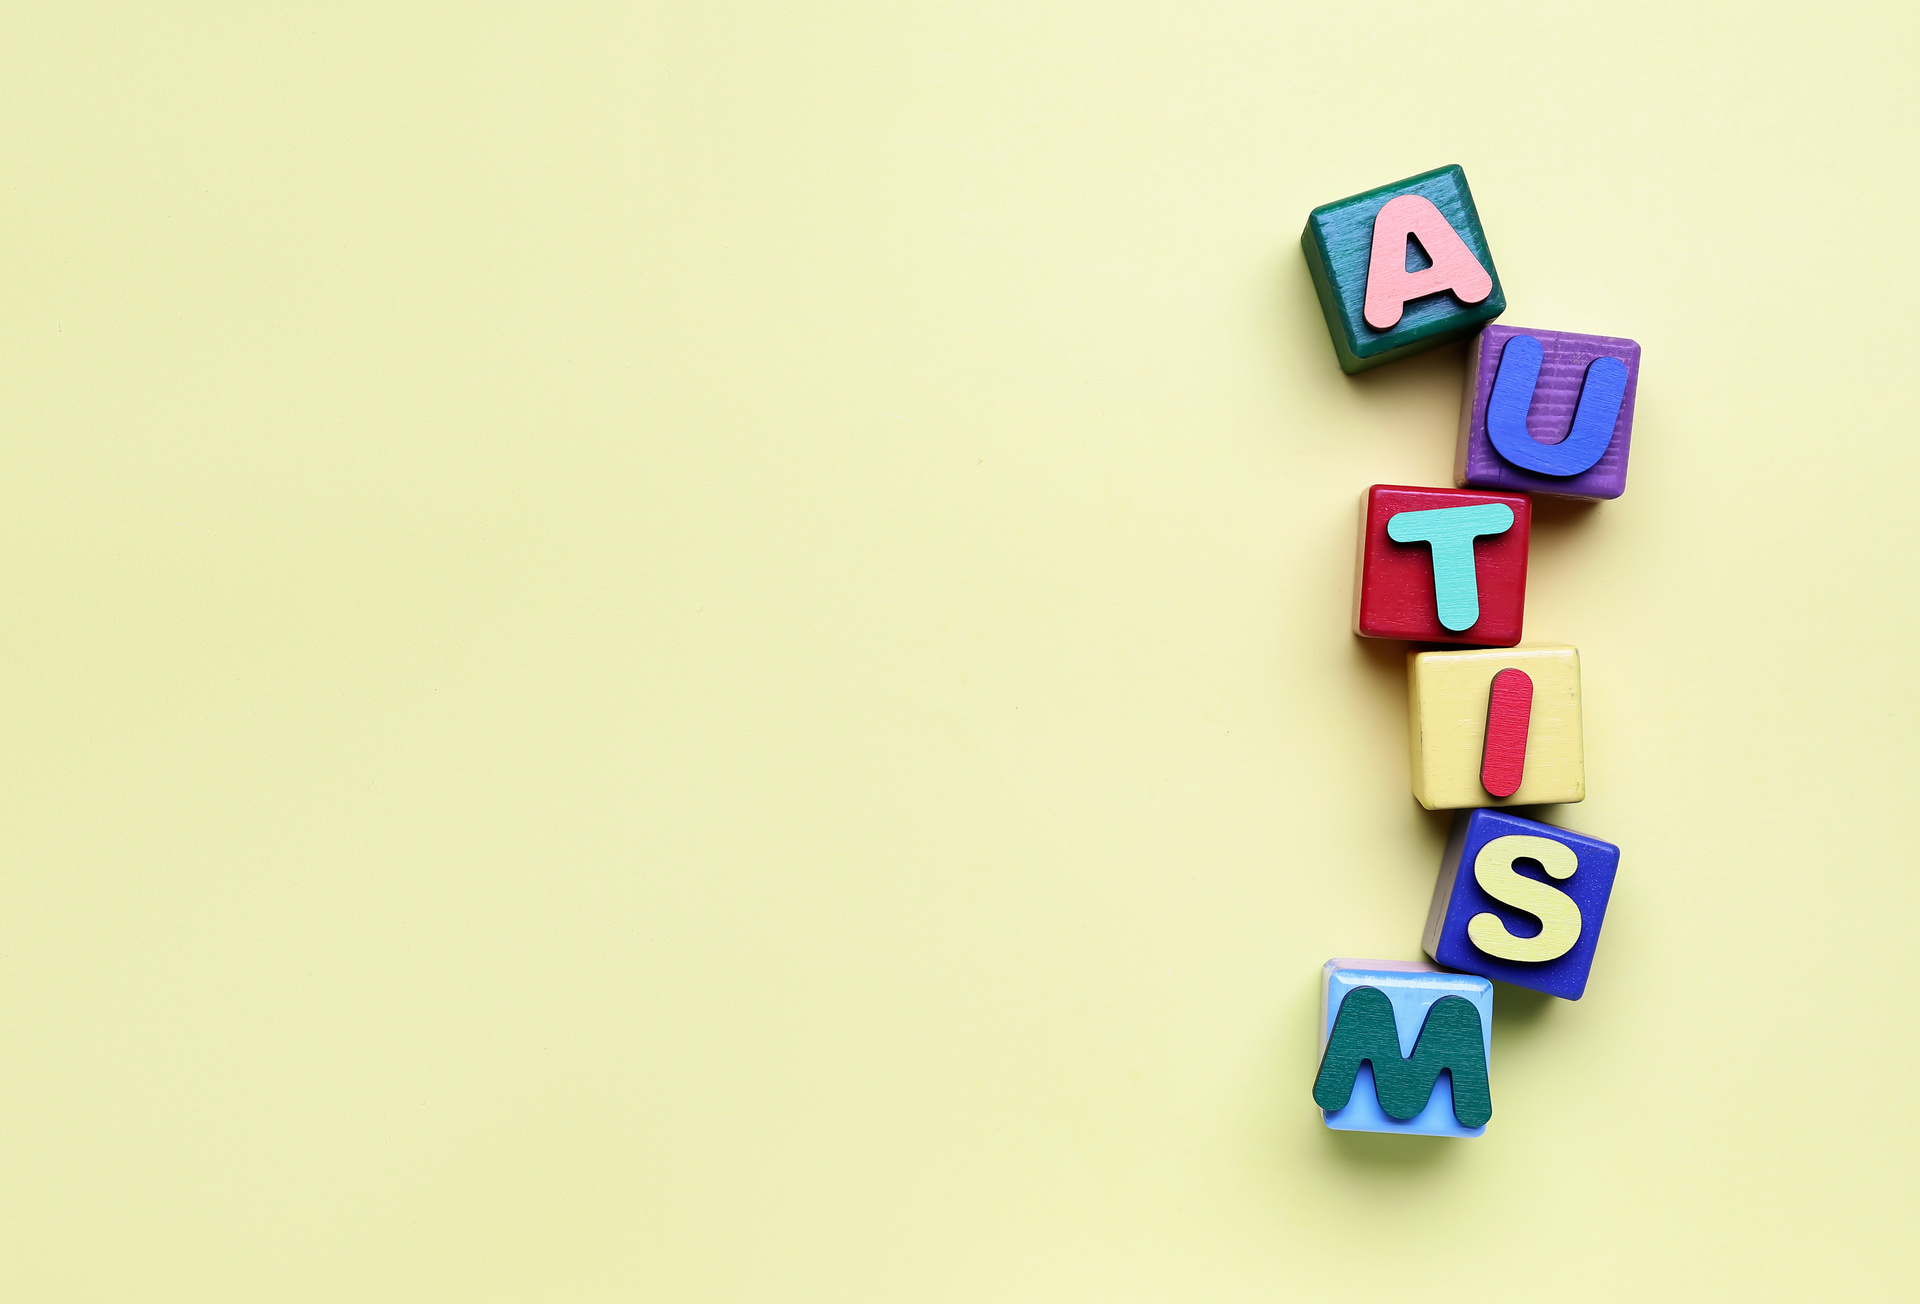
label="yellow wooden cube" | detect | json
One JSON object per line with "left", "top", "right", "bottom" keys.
{"left": 1407, "top": 643, "right": 1584, "bottom": 810}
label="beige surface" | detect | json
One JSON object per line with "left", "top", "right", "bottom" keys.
{"left": 2, "top": 2, "right": 1918, "bottom": 1300}
{"left": 1409, "top": 644, "right": 1584, "bottom": 808}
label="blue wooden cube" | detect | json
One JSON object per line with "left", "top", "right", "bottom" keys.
{"left": 1422, "top": 809, "right": 1621, "bottom": 1000}
{"left": 1301, "top": 165, "right": 1506, "bottom": 373}
{"left": 1313, "top": 959, "right": 1492, "bottom": 1138}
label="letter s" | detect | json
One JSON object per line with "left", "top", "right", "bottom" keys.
{"left": 1468, "top": 834, "right": 1582, "bottom": 962}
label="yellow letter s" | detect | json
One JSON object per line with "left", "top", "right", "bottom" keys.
{"left": 1467, "top": 835, "right": 1582, "bottom": 963}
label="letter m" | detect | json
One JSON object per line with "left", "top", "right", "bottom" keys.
{"left": 1312, "top": 986, "right": 1492, "bottom": 1127}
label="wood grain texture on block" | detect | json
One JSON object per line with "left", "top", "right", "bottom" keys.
{"left": 1454, "top": 325, "right": 1642, "bottom": 500}
{"left": 1354, "top": 485, "right": 1530, "bottom": 646}
{"left": 1479, "top": 667, "right": 1533, "bottom": 797}
{"left": 1408, "top": 643, "right": 1582, "bottom": 809}
{"left": 1422, "top": 810, "right": 1621, "bottom": 1001}
{"left": 1301, "top": 165, "right": 1505, "bottom": 373}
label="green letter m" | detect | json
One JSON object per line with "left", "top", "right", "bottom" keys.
{"left": 1312, "top": 986, "right": 1491, "bottom": 1127}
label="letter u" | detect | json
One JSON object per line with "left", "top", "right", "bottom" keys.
{"left": 1486, "top": 335, "right": 1629, "bottom": 477}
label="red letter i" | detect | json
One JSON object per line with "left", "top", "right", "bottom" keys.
{"left": 1480, "top": 668, "right": 1534, "bottom": 798}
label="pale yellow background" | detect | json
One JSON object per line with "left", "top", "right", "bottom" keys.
{"left": 1, "top": 3, "right": 1914, "bottom": 1299}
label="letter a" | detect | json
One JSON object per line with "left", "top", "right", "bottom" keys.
{"left": 1363, "top": 194, "right": 1493, "bottom": 330}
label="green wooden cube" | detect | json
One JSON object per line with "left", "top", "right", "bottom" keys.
{"left": 1301, "top": 165, "right": 1505, "bottom": 373}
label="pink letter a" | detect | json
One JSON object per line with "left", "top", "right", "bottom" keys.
{"left": 1362, "top": 194, "right": 1492, "bottom": 330}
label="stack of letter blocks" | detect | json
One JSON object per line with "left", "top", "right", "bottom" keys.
{"left": 1303, "top": 166, "right": 1633, "bottom": 1138}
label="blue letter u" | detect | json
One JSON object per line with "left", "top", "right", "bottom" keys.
{"left": 1486, "top": 335, "right": 1628, "bottom": 477}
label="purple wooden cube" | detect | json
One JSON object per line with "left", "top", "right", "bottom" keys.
{"left": 1454, "top": 325, "right": 1641, "bottom": 501}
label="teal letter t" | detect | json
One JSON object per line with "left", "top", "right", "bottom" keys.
{"left": 1385, "top": 503, "right": 1514, "bottom": 632}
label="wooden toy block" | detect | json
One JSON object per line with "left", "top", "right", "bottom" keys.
{"left": 1408, "top": 643, "right": 1582, "bottom": 809}
{"left": 1314, "top": 959, "right": 1492, "bottom": 1136}
{"left": 1353, "top": 485, "right": 1530, "bottom": 646}
{"left": 1422, "top": 809, "right": 1621, "bottom": 1000}
{"left": 1301, "top": 165, "right": 1506, "bottom": 373}
{"left": 1455, "top": 325, "right": 1642, "bottom": 500}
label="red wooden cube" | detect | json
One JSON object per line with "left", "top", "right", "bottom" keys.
{"left": 1352, "top": 485, "right": 1530, "bottom": 646}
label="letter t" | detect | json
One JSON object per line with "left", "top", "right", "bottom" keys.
{"left": 1386, "top": 503, "right": 1514, "bottom": 632}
